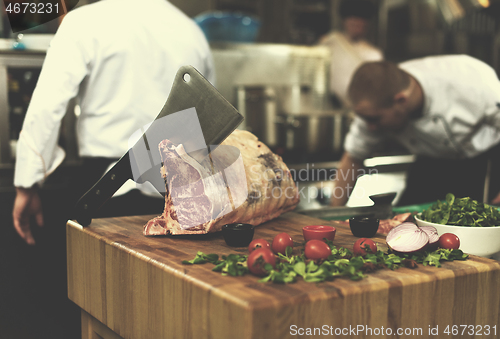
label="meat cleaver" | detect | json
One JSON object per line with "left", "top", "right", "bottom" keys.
{"left": 72, "top": 65, "right": 244, "bottom": 226}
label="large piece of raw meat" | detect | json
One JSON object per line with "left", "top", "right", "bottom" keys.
{"left": 143, "top": 130, "right": 299, "bottom": 235}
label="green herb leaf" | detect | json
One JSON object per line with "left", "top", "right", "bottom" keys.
{"left": 306, "top": 260, "right": 318, "bottom": 273}
{"left": 181, "top": 251, "right": 220, "bottom": 265}
{"left": 182, "top": 243, "right": 469, "bottom": 284}
{"left": 293, "top": 262, "right": 306, "bottom": 276}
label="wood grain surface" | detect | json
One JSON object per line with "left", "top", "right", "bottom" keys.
{"left": 67, "top": 212, "right": 500, "bottom": 339}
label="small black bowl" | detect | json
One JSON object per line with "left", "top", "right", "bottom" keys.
{"left": 349, "top": 216, "right": 379, "bottom": 238}
{"left": 222, "top": 223, "right": 255, "bottom": 247}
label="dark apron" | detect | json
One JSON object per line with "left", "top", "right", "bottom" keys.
{"left": 397, "top": 142, "right": 500, "bottom": 206}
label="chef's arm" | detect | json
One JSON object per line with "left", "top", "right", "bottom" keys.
{"left": 12, "top": 13, "right": 88, "bottom": 244}
{"left": 14, "top": 13, "right": 88, "bottom": 188}
{"left": 330, "top": 152, "right": 364, "bottom": 206}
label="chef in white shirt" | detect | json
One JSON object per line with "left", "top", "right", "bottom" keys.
{"left": 12, "top": 0, "right": 215, "bottom": 245}
{"left": 331, "top": 55, "right": 500, "bottom": 206}
{"left": 319, "top": 0, "right": 383, "bottom": 107}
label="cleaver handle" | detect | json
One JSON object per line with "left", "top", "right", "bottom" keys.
{"left": 72, "top": 152, "right": 134, "bottom": 226}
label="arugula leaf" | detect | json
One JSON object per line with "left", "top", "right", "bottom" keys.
{"left": 217, "top": 254, "right": 248, "bottom": 276}
{"left": 186, "top": 253, "right": 248, "bottom": 276}
{"left": 259, "top": 267, "right": 297, "bottom": 283}
{"left": 422, "top": 252, "right": 443, "bottom": 267}
{"left": 395, "top": 248, "right": 468, "bottom": 268}
{"left": 182, "top": 251, "right": 220, "bottom": 265}
{"left": 278, "top": 246, "right": 296, "bottom": 264}
{"left": 306, "top": 260, "right": 319, "bottom": 273}
{"left": 422, "top": 193, "right": 500, "bottom": 227}
{"left": 293, "top": 262, "right": 306, "bottom": 277}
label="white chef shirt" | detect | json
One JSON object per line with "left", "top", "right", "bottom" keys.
{"left": 14, "top": 0, "right": 215, "bottom": 189}
{"left": 320, "top": 31, "right": 383, "bottom": 106}
{"left": 344, "top": 55, "right": 500, "bottom": 161}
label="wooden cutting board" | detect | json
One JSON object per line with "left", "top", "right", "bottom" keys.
{"left": 67, "top": 212, "right": 500, "bottom": 339}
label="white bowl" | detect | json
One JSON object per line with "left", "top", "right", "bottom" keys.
{"left": 414, "top": 215, "right": 500, "bottom": 258}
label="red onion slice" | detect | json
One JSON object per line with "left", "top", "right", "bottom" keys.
{"left": 419, "top": 225, "right": 439, "bottom": 250}
{"left": 388, "top": 222, "right": 419, "bottom": 233}
{"left": 386, "top": 223, "right": 429, "bottom": 254}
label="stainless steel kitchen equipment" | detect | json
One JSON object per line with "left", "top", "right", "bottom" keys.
{"left": 214, "top": 43, "right": 351, "bottom": 162}
{"left": 274, "top": 83, "right": 348, "bottom": 155}
{"left": 235, "top": 85, "right": 349, "bottom": 162}
{"left": 211, "top": 42, "right": 330, "bottom": 109}
{"left": 235, "top": 85, "right": 278, "bottom": 146}
{"left": 275, "top": 110, "right": 349, "bottom": 158}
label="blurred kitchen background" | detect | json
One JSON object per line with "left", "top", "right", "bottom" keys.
{"left": 0, "top": 0, "right": 499, "bottom": 209}
{"left": 1, "top": 2, "right": 499, "bottom": 338}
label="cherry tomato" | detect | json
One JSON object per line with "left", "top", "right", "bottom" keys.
{"left": 247, "top": 248, "right": 276, "bottom": 276}
{"left": 353, "top": 238, "right": 377, "bottom": 256}
{"left": 272, "top": 232, "right": 294, "bottom": 255}
{"left": 304, "top": 240, "right": 332, "bottom": 260}
{"left": 438, "top": 233, "right": 460, "bottom": 250}
{"left": 248, "top": 239, "right": 271, "bottom": 253}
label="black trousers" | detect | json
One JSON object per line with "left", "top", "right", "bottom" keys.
{"left": 5, "top": 158, "right": 165, "bottom": 339}
{"left": 397, "top": 143, "right": 500, "bottom": 206}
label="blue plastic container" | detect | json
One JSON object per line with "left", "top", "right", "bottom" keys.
{"left": 194, "top": 12, "right": 261, "bottom": 43}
